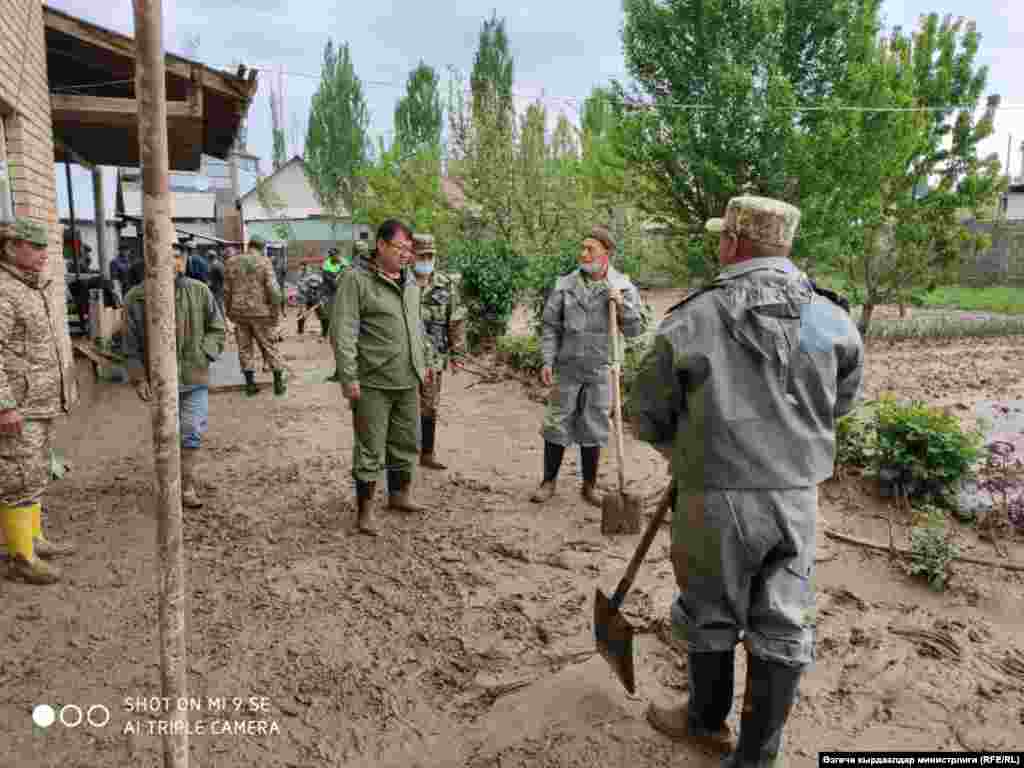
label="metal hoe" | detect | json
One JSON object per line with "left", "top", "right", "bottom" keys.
{"left": 601, "top": 296, "right": 642, "bottom": 534}
{"left": 594, "top": 484, "right": 675, "bottom": 694}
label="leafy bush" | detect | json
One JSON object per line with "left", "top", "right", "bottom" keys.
{"left": 447, "top": 238, "right": 528, "bottom": 345}
{"left": 496, "top": 335, "right": 544, "bottom": 373}
{"left": 520, "top": 237, "right": 580, "bottom": 333}
{"left": 874, "top": 397, "right": 983, "bottom": 499}
{"left": 907, "top": 506, "right": 959, "bottom": 591}
{"left": 835, "top": 404, "right": 879, "bottom": 468}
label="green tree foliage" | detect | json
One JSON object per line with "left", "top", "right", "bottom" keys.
{"left": 305, "top": 39, "right": 371, "bottom": 235}
{"left": 797, "top": 13, "right": 1004, "bottom": 334}
{"left": 395, "top": 62, "right": 443, "bottom": 151}
{"left": 470, "top": 12, "right": 514, "bottom": 128}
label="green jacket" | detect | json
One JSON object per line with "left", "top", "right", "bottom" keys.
{"left": 123, "top": 276, "right": 226, "bottom": 386}
{"left": 331, "top": 264, "right": 432, "bottom": 389}
{"left": 628, "top": 257, "right": 863, "bottom": 490}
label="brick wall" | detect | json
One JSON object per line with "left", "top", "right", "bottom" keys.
{"left": 1, "top": 0, "right": 76, "bottom": 405}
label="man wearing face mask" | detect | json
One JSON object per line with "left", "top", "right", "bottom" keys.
{"left": 0, "top": 219, "right": 77, "bottom": 585}
{"left": 123, "top": 238, "right": 226, "bottom": 510}
{"left": 531, "top": 226, "right": 646, "bottom": 506}
{"left": 410, "top": 233, "right": 466, "bottom": 471}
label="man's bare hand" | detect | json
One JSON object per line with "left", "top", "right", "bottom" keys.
{"left": 450, "top": 358, "right": 464, "bottom": 375}
{"left": 426, "top": 368, "right": 434, "bottom": 386}
{"left": 541, "top": 366, "right": 553, "bottom": 387}
{"left": 343, "top": 382, "right": 361, "bottom": 401}
{"left": 133, "top": 379, "right": 153, "bottom": 402}
{"left": 0, "top": 408, "right": 23, "bottom": 435}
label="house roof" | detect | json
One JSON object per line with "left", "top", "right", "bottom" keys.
{"left": 237, "top": 155, "right": 306, "bottom": 204}
{"left": 44, "top": 5, "right": 258, "bottom": 170}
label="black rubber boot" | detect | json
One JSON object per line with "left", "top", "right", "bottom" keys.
{"left": 243, "top": 370, "right": 259, "bottom": 397}
{"left": 273, "top": 369, "right": 287, "bottom": 396}
{"left": 648, "top": 650, "right": 736, "bottom": 754}
{"left": 530, "top": 441, "right": 566, "bottom": 503}
{"left": 354, "top": 479, "right": 378, "bottom": 536}
{"left": 320, "top": 318, "right": 330, "bottom": 338}
{"left": 297, "top": 316, "right": 306, "bottom": 335}
{"left": 580, "top": 445, "right": 602, "bottom": 507}
{"left": 722, "top": 655, "right": 803, "bottom": 768}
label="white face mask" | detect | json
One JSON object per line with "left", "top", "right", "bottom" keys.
{"left": 414, "top": 261, "right": 434, "bottom": 276}
{"left": 580, "top": 261, "right": 602, "bottom": 274}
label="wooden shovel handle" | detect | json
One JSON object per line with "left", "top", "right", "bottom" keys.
{"left": 610, "top": 484, "right": 676, "bottom": 611}
{"left": 609, "top": 298, "right": 627, "bottom": 494}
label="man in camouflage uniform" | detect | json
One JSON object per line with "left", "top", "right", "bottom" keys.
{"left": 224, "top": 237, "right": 287, "bottom": 397}
{"left": 410, "top": 233, "right": 466, "bottom": 471}
{"left": 0, "top": 219, "right": 77, "bottom": 585}
{"left": 295, "top": 264, "right": 324, "bottom": 336}
{"left": 629, "top": 196, "right": 864, "bottom": 766}
{"left": 333, "top": 219, "right": 435, "bottom": 535}
{"left": 124, "top": 241, "right": 226, "bottom": 509}
{"left": 531, "top": 226, "right": 646, "bottom": 506}
{"left": 352, "top": 238, "right": 372, "bottom": 272}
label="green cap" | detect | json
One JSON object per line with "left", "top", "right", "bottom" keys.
{"left": 10, "top": 218, "right": 48, "bottom": 247}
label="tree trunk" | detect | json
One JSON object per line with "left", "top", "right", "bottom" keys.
{"left": 858, "top": 300, "right": 875, "bottom": 338}
{"left": 133, "top": 2, "right": 189, "bottom": 766}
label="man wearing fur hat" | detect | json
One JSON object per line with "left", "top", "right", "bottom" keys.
{"left": 531, "top": 225, "right": 646, "bottom": 506}
{"left": 0, "top": 219, "right": 77, "bottom": 585}
{"left": 629, "top": 196, "right": 863, "bottom": 766}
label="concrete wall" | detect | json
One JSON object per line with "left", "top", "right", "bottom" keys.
{"left": 1007, "top": 193, "right": 1024, "bottom": 221}
{"left": 1, "top": 0, "right": 75, "bottom": 400}
{"left": 241, "top": 160, "right": 324, "bottom": 220}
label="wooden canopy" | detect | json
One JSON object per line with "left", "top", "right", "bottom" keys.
{"left": 45, "top": 5, "right": 258, "bottom": 170}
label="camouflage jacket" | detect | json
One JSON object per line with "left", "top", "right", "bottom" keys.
{"left": 418, "top": 271, "right": 467, "bottom": 371}
{"left": 223, "top": 251, "right": 283, "bottom": 320}
{"left": 332, "top": 264, "right": 434, "bottom": 390}
{"left": 0, "top": 261, "right": 74, "bottom": 418}
{"left": 628, "top": 257, "right": 864, "bottom": 490}
{"left": 122, "top": 276, "right": 226, "bottom": 387}
{"left": 297, "top": 271, "right": 323, "bottom": 304}
{"left": 540, "top": 267, "right": 646, "bottom": 383}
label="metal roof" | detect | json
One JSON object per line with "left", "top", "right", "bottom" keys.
{"left": 121, "top": 183, "right": 216, "bottom": 220}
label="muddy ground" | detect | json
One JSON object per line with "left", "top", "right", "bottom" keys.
{"left": 3, "top": 288, "right": 1023, "bottom": 767}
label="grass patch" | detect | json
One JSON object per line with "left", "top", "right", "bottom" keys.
{"left": 865, "top": 314, "right": 1024, "bottom": 340}
{"left": 922, "top": 286, "right": 1024, "bottom": 315}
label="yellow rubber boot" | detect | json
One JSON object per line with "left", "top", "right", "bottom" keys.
{"left": 3, "top": 504, "right": 60, "bottom": 584}
{"left": 32, "top": 503, "right": 75, "bottom": 559}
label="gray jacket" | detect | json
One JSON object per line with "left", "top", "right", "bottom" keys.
{"left": 628, "top": 257, "right": 863, "bottom": 490}
{"left": 540, "top": 267, "right": 645, "bottom": 382}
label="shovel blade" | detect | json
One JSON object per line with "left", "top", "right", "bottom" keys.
{"left": 594, "top": 587, "right": 637, "bottom": 694}
{"left": 601, "top": 492, "right": 642, "bottom": 535}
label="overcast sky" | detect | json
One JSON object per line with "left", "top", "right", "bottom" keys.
{"left": 52, "top": 0, "right": 1024, "bottom": 218}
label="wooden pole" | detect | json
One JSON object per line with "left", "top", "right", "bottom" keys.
{"left": 92, "top": 166, "right": 110, "bottom": 279}
{"left": 132, "top": 1, "right": 189, "bottom": 766}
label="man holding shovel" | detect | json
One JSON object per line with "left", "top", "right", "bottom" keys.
{"left": 531, "top": 226, "right": 645, "bottom": 507}
{"left": 629, "top": 196, "right": 863, "bottom": 765}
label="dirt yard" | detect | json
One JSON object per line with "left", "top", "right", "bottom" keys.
{"left": 3, "top": 288, "right": 1023, "bottom": 767}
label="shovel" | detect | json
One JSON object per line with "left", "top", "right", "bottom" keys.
{"left": 594, "top": 484, "right": 676, "bottom": 694}
{"left": 601, "top": 296, "right": 642, "bottom": 535}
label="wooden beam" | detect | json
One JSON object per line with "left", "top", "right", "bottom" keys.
{"left": 51, "top": 94, "right": 198, "bottom": 120}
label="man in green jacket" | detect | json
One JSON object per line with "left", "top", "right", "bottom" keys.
{"left": 124, "top": 244, "right": 226, "bottom": 509}
{"left": 332, "top": 219, "right": 434, "bottom": 535}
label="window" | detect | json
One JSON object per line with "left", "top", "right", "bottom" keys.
{"left": 0, "top": 116, "right": 13, "bottom": 223}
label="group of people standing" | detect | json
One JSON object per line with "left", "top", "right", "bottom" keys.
{"left": 1, "top": 192, "right": 865, "bottom": 768}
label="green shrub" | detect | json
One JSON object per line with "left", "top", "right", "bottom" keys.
{"left": 496, "top": 335, "right": 544, "bottom": 373}
{"left": 907, "top": 506, "right": 959, "bottom": 591}
{"left": 874, "top": 396, "right": 982, "bottom": 499}
{"left": 835, "top": 404, "right": 879, "bottom": 468}
{"left": 447, "top": 238, "right": 528, "bottom": 345}
{"left": 521, "top": 237, "right": 580, "bottom": 333}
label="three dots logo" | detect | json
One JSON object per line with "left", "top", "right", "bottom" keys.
{"left": 33, "top": 703, "right": 111, "bottom": 729}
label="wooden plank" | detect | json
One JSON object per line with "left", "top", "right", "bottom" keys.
{"left": 51, "top": 94, "right": 196, "bottom": 120}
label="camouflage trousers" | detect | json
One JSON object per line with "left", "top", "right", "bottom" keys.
{"left": 235, "top": 319, "right": 284, "bottom": 372}
{"left": 419, "top": 370, "right": 443, "bottom": 418}
{"left": 669, "top": 486, "right": 817, "bottom": 668}
{"left": 0, "top": 418, "right": 52, "bottom": 507}
{"left": 540, "top": 373, "right": 611, "bottom": 448}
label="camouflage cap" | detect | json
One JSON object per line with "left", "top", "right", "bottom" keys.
{"left": 413, "top": 233, "right": 436, "bottom": 255}
{"left": 9, "top": 218, "right": 48, "bottom": 247}
{"left": 705, "top": 196, "right": 801, "bottom": 247}
{"left": 353, "top": 239, "right": 369, "bottom": 255}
